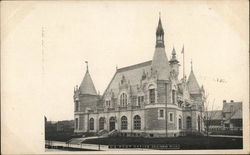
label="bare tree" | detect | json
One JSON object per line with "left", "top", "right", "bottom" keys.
{"left": 200, "top": 92, "right": 216, "bottom": 137}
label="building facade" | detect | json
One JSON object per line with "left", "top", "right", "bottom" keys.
{"left": 73, "top": 17, "right": 205, "bottom": 137}
{"left": 205, "top": 100, "right": 242, "bottom": 131}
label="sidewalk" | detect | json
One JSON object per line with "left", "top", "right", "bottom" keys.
{"left": 209, "top": 135, "right": 242, "bottom": 138}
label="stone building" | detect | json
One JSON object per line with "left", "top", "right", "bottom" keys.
{"left": 73, "top": 16, "right": 205, "bottom": 137}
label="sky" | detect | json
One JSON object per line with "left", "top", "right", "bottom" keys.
{"left": 2, "top": 1, "right": 249, "bottom": 122}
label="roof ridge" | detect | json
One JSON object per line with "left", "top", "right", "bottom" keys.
{"left": 117, "top": 60, "right": 152, "bottom": 73}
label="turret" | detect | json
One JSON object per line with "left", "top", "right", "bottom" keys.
{"left": 169, "top": 47, "right": 180, "bottom": 79}
{"left": 151, "top": 15, "right": 171, "bottom": 80}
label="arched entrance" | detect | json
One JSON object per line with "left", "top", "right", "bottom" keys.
{"left": 99, "top": 117, "right": 105, "bottom": 130}
{"left": 109, "top": 117, "right": 116, "bottom": 131}
{"left": 186, "top": 116, "right": 192, "bottom": 130}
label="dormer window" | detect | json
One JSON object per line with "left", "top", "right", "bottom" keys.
{"left": 149, "top": 89, "right": 155, "bottom": 104}
{"left": 148, "top": 84, "right": 156, "bottom": 104}
{"left": 137, "top": 96, "right": 144, "bottom": 106}
{"left": 105, "top": 100, "right": 111, "bottom": 108}
{"left": 120, "top": 93, "right": 127, "bottom": 107}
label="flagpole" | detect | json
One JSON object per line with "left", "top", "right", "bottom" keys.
{"left": 182, "top": 45, "right": 185, "bottom": 79}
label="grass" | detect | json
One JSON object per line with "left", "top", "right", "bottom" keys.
{"left": 83, "top": 136, "right": 243, "bottom": 150}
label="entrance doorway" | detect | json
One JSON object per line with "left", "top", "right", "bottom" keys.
{"left": 109, "top": 117, "right": 116, "bottom": 131}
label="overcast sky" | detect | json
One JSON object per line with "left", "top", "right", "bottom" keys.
{"left": 2, "top": 1, "right": 249, "bottom": 121}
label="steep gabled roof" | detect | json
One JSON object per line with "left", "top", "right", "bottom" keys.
{"left": 79, "top": 70, "right": 97, "bottom": 95}
{"left": 102, "top": 61, "right": 152, "bottom": 98}
{"left": 187, "top": 70, "right": 200, "bottom": 94}
{"left": 222, "top": 102, "right": 242, "bottom": 119}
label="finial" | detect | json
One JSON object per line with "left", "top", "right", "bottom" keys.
{"left": 172, "top": 45, "right": 176, "bottom": 55}
{"left": 159, "top": 12, "right": 161, "bottom": 18}
{"left": 85, "top": 61, "right": 88, "bottom": 72}
{"left": 191, "top": 59, "right": 193, "bottom": 71}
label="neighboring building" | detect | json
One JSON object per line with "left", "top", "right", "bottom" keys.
{"left": 56, "top": 120, "right": 74, "bottom": 132}
{"left": 205, "top": 100, "right": 242, "bottom": 131}
{"left": 73, "top": 16, "right": 205, "bottom": 137}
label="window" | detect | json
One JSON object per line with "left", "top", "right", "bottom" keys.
{"left": 75, "top": 118, "right": 78, "bottom": 130}
{"left": 149, "top": 89, "right": 155, "bottom": 104}
{"left": 105, "top": 100, "right": 111, "bottom": 107}
{"left": 121, "top": 116, "right": 128, "bottom": 130}
{"left": 99, "top": 117, "right": 105, "bottom": 130}
{"left": 158, "top": 109, "right": 165, "bottom": 119}
{"left": 160, "top": 110, "right": 164, "bottom": 117}
{"left": 133, "top": 115, "right": 141, "bottom": 130}
{"left": 120, "top": 93, "right": 127, "bottom": 107}
{"left": 186, "top": 116, "right": 192, "bottom": 129}
{"left": 89, "top": 118, "right": 94, "bottom": 130}
{"left": 172, "top": 90, "right": 176, "bottom": 104}
{"left": 169, "top": 113, "right": 173, "bottom": 122}
{"left": 137, "top": 96, "right": 144, "bottom": 106}
{"left": 179, "top": 118, "right": 182, "bottom": 129}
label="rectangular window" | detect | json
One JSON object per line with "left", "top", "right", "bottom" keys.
{"left": 158, "top": 109, "right": 165, "bottom": 120}
{"left": 149, "top": 89, "right": 155, "bottom": 104}
{"left": 169, "top": 113, "right": 174, "bottom": 122}
{"left": 172, "top": 90, "right": 176, "bottom": 104}
{"left": 75, "top": 118, "right": 78, "bottom": 130}
{"left": 160, "top": 110, "right": 164, "bottom": 117}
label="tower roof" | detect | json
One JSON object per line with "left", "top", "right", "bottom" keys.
{"left": 152, "top": 47, "right": 171, "bottom": 80}
{"left": 187, "top": 66, "right": 200, "bottom": 94}
{"left": 152, "top": 15, "right": 170, "bottom": 80}
{"left": 79, "top": 67, "right": 97, "bottom": 95}
{"left": 156, "top": 16, "right": 164, "bottom": 35}
{"left": 169, "top": 47, "right": 179, "bottom": 64}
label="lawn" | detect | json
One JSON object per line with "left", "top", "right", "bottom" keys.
{"left": 83, "top": 136, "right": 242, "bottom": 150}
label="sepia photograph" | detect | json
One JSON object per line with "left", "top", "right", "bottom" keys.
{"left": 1, "top": 0, "right": 249, "bottom": 154}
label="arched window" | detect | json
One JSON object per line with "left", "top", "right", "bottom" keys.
{"left": 133, "top": 115, "right": 141, "bottom": 130}
{"left": 186, "top": 116, "right": 192, "bottom": 129}
{"left": 121, "top": 116, "right": 128, "bottom": 130}
{"left": 149, "top": 89, "right": 155, "bottom": 104}
{"left": 99, "top": 117, "right": 105, "bottom": 130}
{"left": 148, "top": 84, "right": 156, "bottom": 104}
{"left": 179, "top": 117, "right": 182, "bottom": 129}
{"left": 120, "top": 93, "right": 127, "bottom": 107}
{"left": 89, "top": 118, "right": 94, "bottom": 130}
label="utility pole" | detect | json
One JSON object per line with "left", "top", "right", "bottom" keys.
{"left": 165, "top": 83, "right": 168, "bottom": 137}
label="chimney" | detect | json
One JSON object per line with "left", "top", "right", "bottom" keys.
{"left": 223, "top": 100, "right": 226, "bottom": 103}
{"left": 230, "top": 100, "right": 234, "bottom": 103}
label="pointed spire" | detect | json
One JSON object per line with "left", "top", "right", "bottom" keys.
{"left": 152, "top": 14, "right": 170, "bottom": 80}
{"left": 187, "top": 61, "right": 200, "bottom": 94}
{"left": 169, "top": 46, "right": 179, "bottom": 64}
{"left": 156, "top": 13, "right": 165, "bottom": 48}
{"left": 79, "top": 62, "right": 97, "bottom": 95}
